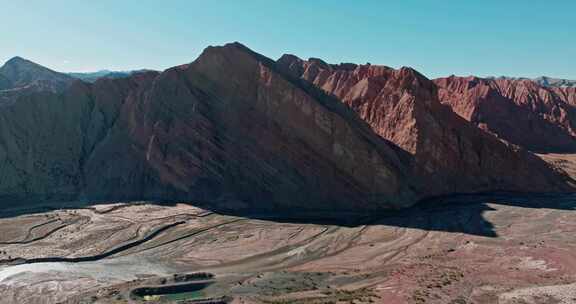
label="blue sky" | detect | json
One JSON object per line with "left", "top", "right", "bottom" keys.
{"left": 1, "top": 0, "right": 574, "bottom": 79}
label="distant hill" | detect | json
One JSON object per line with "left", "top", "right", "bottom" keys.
{"left": 0, "top": 56, "right": 155, "bottom": 86}
{"left": 0, "top": 56, "right": 74, "bottom": 92}
{"left": 487, "top": 76, "right": 576, "bottom": 88}
{"left": 0, "top": 74, "right": 11, "bottom": 90}
{"left": 534, "top": 76, "right": 576, "bottom": 88}
{"left": 68, "top": 69, "right": 154, "bottom": 82}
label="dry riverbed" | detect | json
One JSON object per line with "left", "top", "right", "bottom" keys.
{"left": 0, "top": 195, "right": 576, "bottom": 304}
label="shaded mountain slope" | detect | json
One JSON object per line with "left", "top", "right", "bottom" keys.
{"left": 0, "top": 74, "right": 11, "bottom": 90}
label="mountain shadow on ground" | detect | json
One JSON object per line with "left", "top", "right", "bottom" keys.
{"left": 1, "top": 192, "right": 574, "bottom": 238}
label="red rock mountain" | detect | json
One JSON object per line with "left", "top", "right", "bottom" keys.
{"left": 276, "top": 55, "right": 573, "bottom": 196}
{"left": 434, "top": 76, "right": 576, "bottom": 152}
{"left": 0, "top": 43, "right": 572, "bottom": 211}
{"left": 0, "top": 43, "right": 418, "bottom": 210}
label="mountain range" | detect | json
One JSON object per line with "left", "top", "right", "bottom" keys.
{"left": 68, "top": 69, "right": 154, "bottom": 82}
{"left": 0, "top": 42, "right": 574, "bottom": 211}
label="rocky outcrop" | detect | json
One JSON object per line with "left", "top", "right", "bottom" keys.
{"left": 277, "top": 55, "right": 574, "bottom": 196}
{"left": 0, "top": 56, "right": 74, "bottom": 92}
{"left": 434, "top": 76, "right": 576, "bottom": 152}
{"left": 0, "top": 43, "right": 417, "bottom": 210}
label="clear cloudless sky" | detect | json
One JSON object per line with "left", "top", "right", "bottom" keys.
{"left": 1, "top": 0, "right": 575, "bottom": 79}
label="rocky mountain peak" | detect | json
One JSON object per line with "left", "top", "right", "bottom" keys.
{"left": 4, "top": 56, "right": 28, "bottom": 65}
